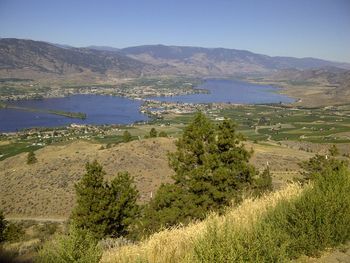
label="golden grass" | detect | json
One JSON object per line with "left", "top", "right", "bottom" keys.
{"left": 101, "top": 183, "right": 304, "bottom": 263}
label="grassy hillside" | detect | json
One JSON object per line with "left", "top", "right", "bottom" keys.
{"left": 102, "top": 164, "right": 350, "bottom": 262}
{"left": 101, "top": 184, "right": 303, "bottom": 262}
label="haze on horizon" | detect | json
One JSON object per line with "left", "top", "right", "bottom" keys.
{"left": 0, "top": 0, "right": 349, "bottom": 63}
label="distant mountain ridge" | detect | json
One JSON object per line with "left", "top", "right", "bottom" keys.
{"left": 0, "top": 38, "right": 151, "bottom": 81}
{"left": 1, "top": 38, "right": 349, "bottom": 81}
{"left": 121, "top": 44, "right": 350, "bottom": 74}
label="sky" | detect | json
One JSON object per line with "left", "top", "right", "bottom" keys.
{"left": 0, "top": 0, "right": 349, "bottom": 62}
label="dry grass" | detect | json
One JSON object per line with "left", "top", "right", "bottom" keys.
{"left": 0, "top": 137, "right": 313, "bottom": 219}
{"left": 101, "top": 183, "right": 304, "bottom": 263}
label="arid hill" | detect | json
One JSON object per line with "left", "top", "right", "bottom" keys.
{"left": 0, "top": 138, "right": 315, "bottom": 219}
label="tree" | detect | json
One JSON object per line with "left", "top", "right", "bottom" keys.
{"left": 144, "top": 112, "right": 257, "bottom": 232}
{"left": 149, "top": 128, "right": 157, "bottom": 138}
{"left": 123, "top": 130, "right": 132, "bottom": 143}
{"left": 27, "top": 151, "right": 37, "bottom": 164}
{"left": 71, "top": 161, "right": 139, "bottom": 239}
{"left": 105, "top": 172, "right": 139, "bottom": 238}
{"left": 71, "top": 161, "right": 108, "bottom": 239}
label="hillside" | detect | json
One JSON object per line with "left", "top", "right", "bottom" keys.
{"left": 121, "top": 44, "right": 350, "bottom": 76}
{"left": 0, "top": 138, "right": 314, "bottom": 219}
{"left": 1, "top": 39, "right": 350, "bottom": 82}
{"left": 0, "top": 38, "right": 152, "bottom": 81}
{"left": 101, "top": 164, "right": 350, "bottom": 263}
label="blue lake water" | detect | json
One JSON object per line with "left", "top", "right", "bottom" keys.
{"left": 0, "top": 79, "right": 294, "bottom": 132}
{"left": 150, "top": 79, "right": 294, "bottom": 104}
{"left": 0, "top": 95, "right": 148, "bottom": 132}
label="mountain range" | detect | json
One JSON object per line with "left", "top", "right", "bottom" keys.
{"left": 1, "top": 38, "right": 350, "bottom": 81}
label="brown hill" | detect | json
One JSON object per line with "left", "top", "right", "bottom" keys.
{"left": 0, "top": 138, "right": 315, "bottom": 219}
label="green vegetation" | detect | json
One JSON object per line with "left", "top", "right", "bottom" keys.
{"left": 106, "top": 155, "right": 350, "bottom": 262}
{"left": 36, "top": 225, "right": 102, "bottom": 263}
{"left": 141, "top": 112, "right": 271, "bottom": 234}
{"left": 71, "top": 161, "right": 139, "bottom": 239}
{"left": 122, "top": 130, "right": 132, "bottom": 143}
{"left": 0, "top": 210, "right": 6, "bottom": 243}
{"left": 158, "top": 131, "right": 168, "bottom": 137}
{"left": 0, "top": 142, "right": 43, "bottom": 161}
{"left": 27, "top": 151, "right": 37, "bottom": 164}
{"left": 194, "top": 157, "right": 350, "bottom": 262}
{"left": 149, "top": 128, "right": 157, "bottom": 138}
{"left": 4, "top": 104, "right": 87, "bottom": 119}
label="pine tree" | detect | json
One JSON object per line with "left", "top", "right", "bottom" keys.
{"left": 72, "top": 161, "right": 139, "bottom": 239}
{"left": 105, "top": 172, "right": 139, "bottom": 238}
{"left": 144, "top": 112, "right": 257, "bottom": 233}
{"left": 71, "top": 161, "right": 109, "bottom": 239}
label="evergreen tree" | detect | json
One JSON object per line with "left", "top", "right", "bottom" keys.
{"left": 123, "top": 130, "right": 132, "bottom": 143}
{"left": 71, "top": 161, "right": 109, "bottom": 239}
{"left": 27, "top": 151, "right": 37, "bottom": 164}
{"left": 149, "top": 128, "right": 157, "bottom": 138}
{"left": 144, "top": 112, "right": 257, "bottom": 233}
{"left": 105, "top": 172, "right": 139, "bottom": 238}
{"left": 72, "top": 161, "right": 139, "bottom": 239}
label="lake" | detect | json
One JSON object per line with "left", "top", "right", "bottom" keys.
{"left": 0, "top": 79, "right": 294, "bottom": 132}
{"left": 0, "top": 95, "right": 148, "bottom": 132}
{"left": 149, "top": 79, "right": 294, "bottom": 104}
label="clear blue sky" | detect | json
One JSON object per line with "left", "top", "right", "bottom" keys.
{"left": 0, "top": 0, "right": 349, "bottom": 62}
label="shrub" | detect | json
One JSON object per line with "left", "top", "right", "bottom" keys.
{"left": 27, "top": 151, "right": 37, "bottom": 164}
{"left": 35, "top": 225, "right": 102, "bottom": 263}
{"left": 3, "top": 222, "right": 25, "bottom": 243}
{"left": 149, "top": 128, "right": 157, "bottom": 138}
{"left": 158, "top": 131, "right": 168, "bottom": 137}
{"left": 0, "top": 210, "right": 7, "bottom": 243}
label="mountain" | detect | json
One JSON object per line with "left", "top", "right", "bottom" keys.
{"left": 0, "top": 38, "right": 151, "bottom": 81}
{"left": 86, "top": 45, "right": 121, "bottom": 52}
{"left": 1, "top": 38, "right": 350, "bottom": 81}
{"left": 121, "top": 45, "right": 350, "bottom": 76}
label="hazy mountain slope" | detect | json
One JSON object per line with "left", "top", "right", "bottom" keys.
{"left": 121, "top": 45, "right": 350, "bottom": 76}
{"left": 1, "top": 39, "right": 350, "bottom": 81}
{"left": 0, "top": 38, "right": 150, "bottom": 81}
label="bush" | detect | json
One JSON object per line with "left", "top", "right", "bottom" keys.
{"left": 149, "top": 128, "right": 157, "bottom": 138}
{"left": 27, "top": 151, "right": 37, "bottom": 164}
{"left": 35, "top": 225, "right": 102, "bottom": 263}
{"left": 0, "top": 210, "right": 7, "bottom": 243}
{"left": 3, "top": 222, "right": 25, "bottom": 243}
{"left": 158, "top": 131, "right": 168, "bottom": 137}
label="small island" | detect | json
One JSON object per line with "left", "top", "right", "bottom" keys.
{"left": 1, "top": 104, "right": 87, "bottom": 120}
